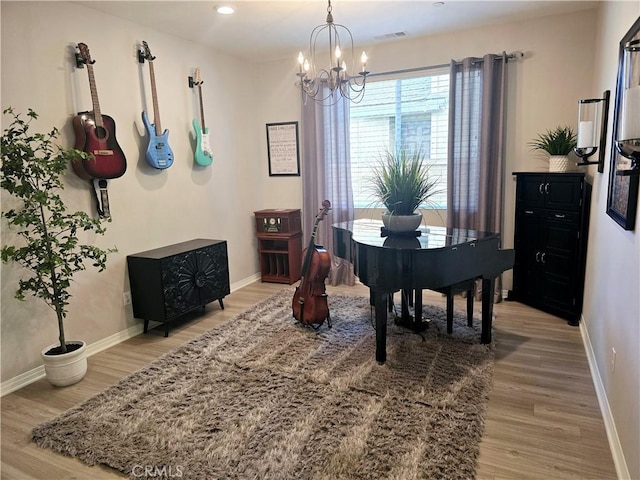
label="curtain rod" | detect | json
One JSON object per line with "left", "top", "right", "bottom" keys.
{"left": 367, "top": 51, "right": 524, "bottom": 79}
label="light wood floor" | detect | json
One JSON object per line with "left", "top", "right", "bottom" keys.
{"left": 1, "top": 281, "right": 617, "bottom": 480}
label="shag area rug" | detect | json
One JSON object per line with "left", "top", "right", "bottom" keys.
{"left": 33, "top": 290, "right": 494, "bottom": 480}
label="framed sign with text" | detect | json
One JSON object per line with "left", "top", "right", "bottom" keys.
{"left": 266, "top": 122, "right": 300, "bottom": 176}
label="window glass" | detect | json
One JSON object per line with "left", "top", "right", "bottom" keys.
{"left": 350, "top": 71, "right": 449, "bottom": 209}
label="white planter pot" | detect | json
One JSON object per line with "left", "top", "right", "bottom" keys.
{"left": 381, "top": 212, "right": 423, "bottom": 233}
{"left": 549, "top": 155, "right": 570, "bottom": 172}
{"left": 41, "top": 340, "right": 87, "bottom": 387}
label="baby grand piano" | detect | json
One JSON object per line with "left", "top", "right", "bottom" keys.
{"left": 333, "top": 220, "right": 515, "bottom": 363}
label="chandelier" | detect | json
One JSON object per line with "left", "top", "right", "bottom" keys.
{"left": 296, "top": 0, "right": 369, "bottom": 105}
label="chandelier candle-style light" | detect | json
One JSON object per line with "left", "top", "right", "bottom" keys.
{"left": 296, "top": 0, "right": 369, "bottom": 105}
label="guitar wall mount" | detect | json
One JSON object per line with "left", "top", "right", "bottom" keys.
{"left": 188, "top": 76, "right": 203, "bottom": 88}
{"left": 75, "top": 47, "right": 95, "bottom": 69}
{"left": 138, "top": 49, "right": 155, "bottom": 64}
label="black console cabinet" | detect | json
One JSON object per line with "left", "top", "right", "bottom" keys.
{"left": 127, "top": 239, "right": 230, "bottom": 336}
{"left": 511, "top": 173, "right": 591, "bottom": 325}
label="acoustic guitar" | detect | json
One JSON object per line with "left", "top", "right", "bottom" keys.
{"left": 192, "top": 68, "right": 213, "bottom": 166}
{"left": 72, "top": 42, "right": 127, "bottom": 218}
{"left": 140, "top": 41, "right": 174, "bottom": 169}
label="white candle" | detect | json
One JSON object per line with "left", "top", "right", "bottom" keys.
{"left": 578, "top": 121, "right": 594, "bottom": 148}
{"left": 620, "top": 85, "right": 640, "bottom": 141}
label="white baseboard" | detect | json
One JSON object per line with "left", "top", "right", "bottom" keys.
{"left": 1, "top": 273, "right": 262, "bottom": 397}
{"left": 0, "top": 323, "right": 144, "bottom": 397}
{"left": 0, "top": 365, "right": 46, "bottom": 397}
{"left": 580, "top": 317, "right": 630, "bottom": 480}
{"left": 231, "top": 272, "right": 261, "bottom": 291}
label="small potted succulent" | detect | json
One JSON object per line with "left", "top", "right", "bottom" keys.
{"left": 370, "top": 147, "right": 441, "bottom": 233}
{"left": 1, "top": 107, "right": 115, "bottom": 386}
{"left": 528, "top": 126, "right": 577, "bottom": 172}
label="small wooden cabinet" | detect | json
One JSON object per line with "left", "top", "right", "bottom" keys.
{"left": 254, "top": 209, "right": 302, "bottom": 284}
{"left": 127, "top": 239, "right": 230, "bottom": 336}
{"left": 511, "top": 173, "right": 591, "bottom": 324}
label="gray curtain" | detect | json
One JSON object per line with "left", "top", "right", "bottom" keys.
{"left": 301, "top": 93, "right": 355, "bottom": 286}
{"left": 447, "top": 53, "right": 507, "bottom": 301}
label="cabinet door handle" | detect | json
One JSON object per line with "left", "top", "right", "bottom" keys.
{"left": 545, "top": 183, "right": 550, "bottom": 194}
{"left": 525, "top": 210, "right": 534, "bottom": 214}
{"left": 539, "top": 183, "right": 544, "bottom": 194}
{"left": 555, "top": 213, "right": 566, "bottom": 218}
{"left": 536, "top": 251, "right": 541, "bottom": 262}
{"left": 541, "top": 252, "right": 546, "bottom": 263}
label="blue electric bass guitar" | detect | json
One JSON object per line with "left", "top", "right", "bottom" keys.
{"left": 192, "top": 68, "right": 213, "bottom": 166}
{"left": 141, "top": 41, "right": 174, "bottom": 169}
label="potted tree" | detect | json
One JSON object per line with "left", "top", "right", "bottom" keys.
{"left": 370, "top": 147, "right": 441, "bottom": 233}
{"left": 528, "top": 125, "right": 577, "bottom": 172}
{"left": 1, "top": 107, "right": 115, "bottom": 386}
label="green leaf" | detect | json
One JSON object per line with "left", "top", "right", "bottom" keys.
{"left": 528, "top": 126, "right": 577, "bottom": 155}
{"left": 369, "top": 147, "right": 443, "bottom": 215}
{"left": 1, "top": 108, "right": 116, "bottom": 341}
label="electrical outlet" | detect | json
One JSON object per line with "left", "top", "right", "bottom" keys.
{"left": 123, "top": 291, "right": 132, "bottom": 306}
{"left": 610, "top": 347, "right": 617, "bottom": 373}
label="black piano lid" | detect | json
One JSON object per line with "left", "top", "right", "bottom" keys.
{"left": 333, "top": 219, "right": 500, "bottom": 250}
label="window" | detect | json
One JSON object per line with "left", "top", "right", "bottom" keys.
{"left": 349, "top": 70, "right": 450, "bottom": 209}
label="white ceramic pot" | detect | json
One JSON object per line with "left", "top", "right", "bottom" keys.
{"left": 549, "top": 155, "right": 570, "bottom": 172}
{"left": 41, "top": 340, "right": 87, "bottom": 387}
{"left": 381, "top": 212, "right": 423, "bottom": 233}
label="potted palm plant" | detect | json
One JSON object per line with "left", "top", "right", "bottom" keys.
{"left": 1, "top": 107, "right": 115, "bottom": 386}
{"left": 370, "top": 147, "right": 441, "bottom": 233}
{"left": 528, "top": 125, "right": 577, "bottom": 172}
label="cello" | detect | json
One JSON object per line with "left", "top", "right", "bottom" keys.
{"left": 292, "top": 200, "right": 332, "bottom": 329}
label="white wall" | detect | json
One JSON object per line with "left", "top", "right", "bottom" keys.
{"left": 1, "top": 2, "right": 263, "bottom": 382}
{"left": 255, "top": 58, "right": 304, "bottom": 208}
{"left": 585, "top": 4, "right": 640, "bottom": 479}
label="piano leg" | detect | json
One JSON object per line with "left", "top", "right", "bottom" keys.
{"left": 467, "top": 289, "right": 474, "bottom": 327}
{"left": 401, "top": 289, "right": 411, "bottom": 319}
{"left": 414, "top": 289, "right": 423, "bottom": 328}
{"left": 446, "top": 291, "right": 454, "bottom": 334}
{"left": 372, "top": 289, "right": 388, "bottom": 364}
{"left": 481, "top": 278, "right": 494, "bottom": 344}
{"left": 392, "top": 289, "right": 428, "bottom": 332}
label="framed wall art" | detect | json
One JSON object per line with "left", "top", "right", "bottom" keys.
{"left": 606, "top": 17, "right": 640, "bottom": 230}
{"left": 266, "top": 122, "right": 300, "bottom": 176}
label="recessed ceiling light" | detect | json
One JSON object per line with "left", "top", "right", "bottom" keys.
{"left": 215, "top": 5, "right": 235, "bottom": 15}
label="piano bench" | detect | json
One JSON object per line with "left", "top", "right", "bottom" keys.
{"left": 433, "top": 280, "right": 475, "bottom": 334}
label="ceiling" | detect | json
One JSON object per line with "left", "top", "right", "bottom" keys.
{"left": 75, "top": 1, "right": 601, "bottom": 63}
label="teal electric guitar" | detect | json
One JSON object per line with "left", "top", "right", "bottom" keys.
{"left": 141, "top": 41, "right": 174, "bottom": 170}
{"left": 192, "top": 68, "right": 213, "bottom": 166}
